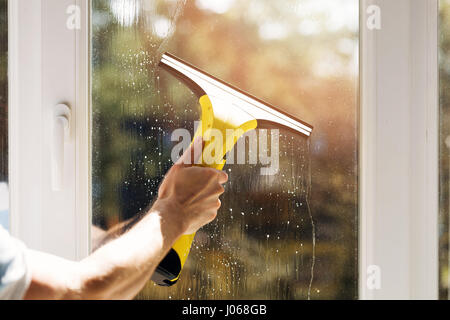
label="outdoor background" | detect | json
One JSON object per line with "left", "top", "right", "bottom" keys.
{"left": 92, "top": 0, "right": 359, "bottom": 299}
{"left": 440, "top": 0, "right": 450, "bottom": 301}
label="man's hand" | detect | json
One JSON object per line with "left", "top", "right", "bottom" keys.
{"left": 23, "top": 136, "right": 229, "bottom": 300}
{"left": 156, "top": 137, "right": 228, "bottom": 235}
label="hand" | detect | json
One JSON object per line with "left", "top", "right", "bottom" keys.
{"left": 155, "top": 137, "right": 228, "bottom": 235}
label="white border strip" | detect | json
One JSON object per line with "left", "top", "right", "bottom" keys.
{"left": 8, "top": 0, "right": 91, "bottom": 261}
{"left": 360, "top": 0, "right": 438, "bottom": 299}
{"left": 8, "top": 0, "right": 44, "bottom": 246}
{"left": 75, "top": 0, "right": 91, "bottom": 260}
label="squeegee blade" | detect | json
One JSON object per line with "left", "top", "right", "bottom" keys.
{"left": 160, "top": 53, "right": 313, "bottom": 137}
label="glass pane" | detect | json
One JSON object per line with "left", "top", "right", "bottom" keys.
{"left": 0, "top": 0, "right": 8, "bottom": 231}
{"left": 440, "top": 0, "right": 450, "bottom": 300}
{"left": 92, "top": 0, "right": 359, "bottom": 299}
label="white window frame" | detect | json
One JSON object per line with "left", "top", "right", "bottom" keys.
{"left": 8, "top": 0, "right": 90, "bottom": 260}
{"left": 7, "top": 0, "right": 440, "bottom": 299}
{"left": 360, "top": 0, "right": 438, "bottom": 299}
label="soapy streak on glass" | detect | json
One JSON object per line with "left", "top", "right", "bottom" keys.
{"left": 0, "top": 0, "right": 8, "bottom": 231}
{"left": 92, "top": 0, "right": 359, "bottom": 299}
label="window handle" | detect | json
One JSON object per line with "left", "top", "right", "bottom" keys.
{"left": 51, "top": 104, "right": 71, "bottom": 191}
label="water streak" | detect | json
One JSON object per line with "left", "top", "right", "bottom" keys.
{"left": 306, "top": 139, "right": 315, "bottom": 300}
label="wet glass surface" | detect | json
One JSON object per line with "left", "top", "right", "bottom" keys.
{"left": 92, "top": 0, "right": 359, "bottom": 299}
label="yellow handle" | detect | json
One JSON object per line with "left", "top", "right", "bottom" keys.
{"left": 152, "top": 95, "right": 257, "bottom": 286}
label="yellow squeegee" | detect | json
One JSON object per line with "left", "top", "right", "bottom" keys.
{"left": 151, "top": 52, "right": 313, "bottom": 286}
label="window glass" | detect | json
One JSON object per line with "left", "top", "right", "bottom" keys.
{"left": 0, "top": 0, "right": 8, "bottom": 231}
{"left": 440, "top": 0, "right": 450, "bottom": 300}
{"left": 92, "top": 0, "right": 359, "bottom": 299}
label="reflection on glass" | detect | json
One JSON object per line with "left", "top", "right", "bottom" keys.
{"left": 440, "top": 0, "right": 450, "bottom": 300}
{"left": 0, "top": 0, "right": 8, "bottom": 231}
{"left": 92, "top": 0, "right": 359, "bottom": 299}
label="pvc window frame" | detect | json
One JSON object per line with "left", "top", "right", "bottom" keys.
{"left": 360, "top": 0, "right": 439, "bottom": 299}
{"left": 8, "top": 0, "right": 90, "bottom": 260}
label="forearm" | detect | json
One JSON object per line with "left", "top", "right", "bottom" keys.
{"left": 24, "top": 143, "right": 227, "bottom": 300}
{"left": 25, "top": 200, "right": 184, "bottom": 300}
{"left": 76, "top": 200, "right": 184, "bottom": 299}
{"left": 91, "top": 212, "right": 144, "bottom": 252}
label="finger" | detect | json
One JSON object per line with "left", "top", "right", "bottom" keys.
{"left": 186, "top": 167, "right": 228, "bottom": 187}
{"left": 197, "top": 184, "right": 225, "bottom": 200}
{"left": 198, "top": 199, "right": 221, "bottom": 217}
{"left": 206, "top": 200, "right": 221, "bottom": 221}
{"left": 187, "top": 167, "right": 228, "bottom": 187}
{"left": 176, "top": 136, "right": 204, "bottom": 166}
{"left": 214, "top": 184, "right": 225, "bottom": 195}
{"left": 196, "top": 185, "right": 225, "bottom": 206}
{"left": 216, "top": 170, "right": 228, "bottom": 184}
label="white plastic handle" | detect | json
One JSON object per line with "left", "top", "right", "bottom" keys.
{"left": 51, "top": 104, "right": 71, "bottom": 191}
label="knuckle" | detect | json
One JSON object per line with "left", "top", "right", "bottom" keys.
{"left": 205, "top": 168, "right": 216, "bottom": 178}
{"left": 208, "top": 211, "right": 218, "bottom": 222}
{"left": 173, "top": 163, "right": 184, "bottom": 171}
